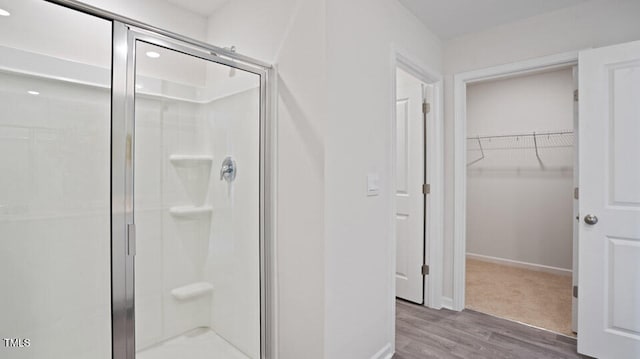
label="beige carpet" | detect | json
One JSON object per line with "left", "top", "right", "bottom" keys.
{"left": 465, "top": 258, "right": 575, "bottom": 337}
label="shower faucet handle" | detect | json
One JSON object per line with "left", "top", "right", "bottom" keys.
{"left": 220, "top": 156, "right": 236, "bottom": 182}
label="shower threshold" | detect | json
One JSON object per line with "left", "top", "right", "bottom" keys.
{"left": 136, "top": 327, "right": 250, "bottom": 359}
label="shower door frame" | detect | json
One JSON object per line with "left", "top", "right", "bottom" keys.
{"left": 112, "top": 23, "right": 272, "bottom": 359}
{"left": 42, "top": 2, "right": 272, "bottom": 359}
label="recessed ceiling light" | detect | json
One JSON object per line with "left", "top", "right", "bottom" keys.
{"left": 0, "top": 8, "right": 10, "bottom": 17}
{"left": 27, "top": 90, "right": 39, "bottom": 95}
{"left": 145, "top": 51, "right": 160, "bottom": 59}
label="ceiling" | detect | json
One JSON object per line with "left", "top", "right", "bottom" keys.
{"left": 166, "top": 0, "right": 229, "bottom": 16}
{"left": 398, "top": 0, "right": 588, "bottom": 39}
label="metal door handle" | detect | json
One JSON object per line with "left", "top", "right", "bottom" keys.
{"left": 584, "top": 214, "right": 598, "bottom": 225}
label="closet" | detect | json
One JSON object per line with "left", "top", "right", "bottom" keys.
{"left": 465, "top": 67, "right": 577, "bottom": 336}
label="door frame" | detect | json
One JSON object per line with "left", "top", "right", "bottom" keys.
{"left": 451, "top": 51, "right": 579, "bottom": 311}
{"left": 390, "top": 47, "right": 444, "bottom": 315}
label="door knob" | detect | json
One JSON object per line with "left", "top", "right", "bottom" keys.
{"left": 584, "top": 214, "right": 598, "bottom": 225}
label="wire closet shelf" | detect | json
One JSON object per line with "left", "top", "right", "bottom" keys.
{"left": 466, "top": 130, "right": 574, "bottom": 167}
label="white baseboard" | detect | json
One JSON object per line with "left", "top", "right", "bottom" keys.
{"left": 441, "top": 296, "right": 454, "bottom": 310}
{"left": 370, "top": 343, "right": 393, "bottom": 359}
{"left": 466, "top": 253, "right": 572, "bottom": 277}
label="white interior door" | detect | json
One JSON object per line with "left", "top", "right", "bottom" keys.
{"left": 395, "top": 68, "right": 426, "bottom": 304}
{"left": 578, "top": 40, "right": 640, "bottom": 358}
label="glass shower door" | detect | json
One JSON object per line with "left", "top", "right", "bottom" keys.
{"left": 131, "top": 39, "right": 262, "bottom": 359}
{"left": 0, "top": 2, "right": 112, "bottom": 358}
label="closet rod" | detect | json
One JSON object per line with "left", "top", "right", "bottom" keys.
{"left": 467, "top": 130, "right": 573, "bottom": 140}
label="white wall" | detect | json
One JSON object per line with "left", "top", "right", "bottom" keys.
{"left": 466, "top": 68, "right": 574, "bottom": 270}
{"left": 271, "top": 2, "right": 327, "bottom": 356}
{"left": 442, "top": 0, "right": 640, "bottom": 301}
{"left": 205, "top": 0, "right": 298, "bottom": 63}
{"left": 324, "top": 0, "right": 441, "bottom": 357}
{"left": 207, "top": 1, "right": 443, "bottom": 358}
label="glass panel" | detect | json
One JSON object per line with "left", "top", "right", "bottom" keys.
{"left": 0, "top": 1, "right": 112, "bottom": 358}
{"left": 133, "top": 41, "right": 261, "bottom": 359}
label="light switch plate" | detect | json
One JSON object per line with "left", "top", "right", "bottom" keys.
{"left": 367, "top": 173, "right": 380, "bottom": 196}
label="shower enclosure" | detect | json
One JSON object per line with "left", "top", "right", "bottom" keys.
{"left": 0, "top": 1, "right": 271, "bottom": 359}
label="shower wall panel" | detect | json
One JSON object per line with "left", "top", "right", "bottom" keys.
{"left": 0, "top": 2, "right": 112, "bottom": 358}
{"left": 134, "top": 95, "right": 212, "bottom": 350}
{"left": 0, "top": 67, "right": 111, "bottom": 359}
{"left": 134, "top": 86, "right": 260, "bottom": 358}
{"left": 203, "top": 88, "right": 261, "bottom": 357}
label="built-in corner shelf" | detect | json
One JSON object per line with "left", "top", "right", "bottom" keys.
{"left": 169, "top": 205, "right": 213, "bottom": 219}
{"left": 169, "top": 154, "right": 213, "bottom": 167}
{"left": 171, "top": 282, "right": 214, "bottom": 300}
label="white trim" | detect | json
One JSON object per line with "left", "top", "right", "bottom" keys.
{"left": 389, "top": 49, "right": 398, "bottom": 356}
{"left": 268, "top": 66, "right": 279, "bottom": 359}
{"left": 466, "top": 253, "right": 573, "bottom": 277}
{"left": 370, "top": 343, "right": 394, "bottom": 359}
{"left": 456, "top": 51, "right": 580, "bottom": 85}
{"left": 441, "top": 297, "right": 454, "bottom": 310}
{"left": 452, "top": 51, "right": 579, "bottom": 311}
{"left": 387, "top": 49, "right": 398, "bottom": 358}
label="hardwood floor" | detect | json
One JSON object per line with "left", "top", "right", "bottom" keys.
{"left": 394, "top": 300, "right": 590, "bottom": 359}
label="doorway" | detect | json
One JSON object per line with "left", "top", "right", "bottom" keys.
{"left": 395, "top": 67, "right": 430, "bottom": 304}
{"left": 464, "top": 67, "right": 577, "bottom": 336}
{"left": 453, "top": 44, "right": 640, "bottom": 358}
{"left": 451, "top": 53, "right": 580, "bottom": 338}
{"left": 392, "top": 55, "right": 444, "bottom": 309}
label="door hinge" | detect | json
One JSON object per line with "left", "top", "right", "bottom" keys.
{"left": 422, "top": 183, "right": 430, "bottom": 195}
{"left": 574, "top": 187, "right": 579, "bottom": 200}
{"left": 421, "top": 264, "right": 429, "bottom": 276}
{"left": 127, "top": 223, "right": 136, "bottom": 256}
{"left": 422, "top": 101, "right": 431, "bottom": 114}
{"left": 573, "top": 285, "right": 578, "bottom": 298}
{"left": 573, "top": 89, "right": 579, "bottom": 102}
